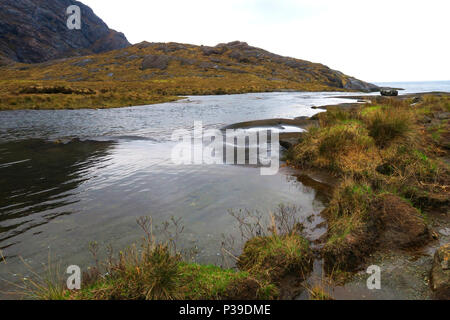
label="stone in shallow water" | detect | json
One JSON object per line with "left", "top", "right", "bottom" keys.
{"left": 430, "top": 243, "right": 450, "bottom": 299}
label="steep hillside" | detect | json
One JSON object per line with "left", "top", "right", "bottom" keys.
{"left": 0, "top": 0, "right": 130, "bottom": 63}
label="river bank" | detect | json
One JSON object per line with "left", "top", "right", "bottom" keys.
{"left": 286, "top": 92, "right": 449, "bottom": 299}
{"left": 3, "top": 91, "right": 449, "bottom": 300}
{"left": 216, "top": 91, "right": 449, "bottom": 299}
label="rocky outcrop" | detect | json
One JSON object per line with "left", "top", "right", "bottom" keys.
{"left": 430, "top": 243, "right": 450, "bottom": 299}
{"left": 0, "top": 0, "right": 130, "bottom": 63}
{"left": 380, "top": 89, "right": 399, "bottom": 96}
{"left": 141, "top": 54, "right": 171, "bottom": 70}
{"left": 211, "top": 41, "right": 379, "bottom": 92}
{"left": 344, "top": 77, "right": 380, "bottom": 92}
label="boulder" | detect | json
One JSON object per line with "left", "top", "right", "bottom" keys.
{"left": 380, "top": 89, "right": 399, "bottom": 96}
{"left": 430, "top": 243, "right": 450, "bottom": 299}
{"left": 201, "top": 46, "right": 225, "bottom": 56}
{"left": 436, "top": 112, "right": 450, "bottom": 120}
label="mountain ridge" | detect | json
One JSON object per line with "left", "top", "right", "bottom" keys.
{"left": 1, "top": 40, "right": 378, "bottom": 92}
{"left": 0, "top": 0, "right": 130, "bottom": 63}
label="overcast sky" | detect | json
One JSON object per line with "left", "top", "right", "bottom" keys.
{"left": 82, "top": 0, "right": 449, "bottom": 82}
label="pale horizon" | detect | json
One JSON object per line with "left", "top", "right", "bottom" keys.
{"left": 81, "top": 0, "right": 450, "bottom": 83}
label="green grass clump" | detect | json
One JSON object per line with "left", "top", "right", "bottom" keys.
{"left": 72, "top": 243, "right": 183, "bottom": 300}
{"left": 317, "top": 107, "right": 356, "bottom": 127}
{"left": 292, "top": 121, "right": 377, "bottom": 175}
{"left": 177, "top": 264, "right": 277, "bottom": 300}
{"left": 237, "top": 234, "right": 312, "bottom": 282}
{"left": 308, "top": 286, "right": 334, "bottom": 300}
{"left": 325, "top": 178, "right": 375, "bottom": 246}
{"left": 360, "top": 105, "right": 382, "bottom": 116}
{"left": 73, "top": 260, "right": 277, "bottom": 300}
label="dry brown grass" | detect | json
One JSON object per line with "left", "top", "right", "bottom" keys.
{"left": 290, "top": 95, "right": 450, "bottom": 272}
{"left": 0, "top": 41, "right": 367, "bottom": 110}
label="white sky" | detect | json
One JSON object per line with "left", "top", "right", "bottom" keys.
{"left": 81, "top": 0, "right": 450, "bottom": 82}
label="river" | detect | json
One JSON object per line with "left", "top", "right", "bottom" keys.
{"left": 0, "top": 82, "right": 449, "bottom": 298}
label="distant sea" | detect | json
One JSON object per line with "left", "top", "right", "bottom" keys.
{"left": 373, "top": 80, "right": 450, "bottom": 94}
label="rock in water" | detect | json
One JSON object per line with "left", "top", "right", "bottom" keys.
{"left": 380, "top": 89, "right": 399, "bottom": 96}
{"left": 430, "top": 243, "right": 450, "bottom": 299}
{"left": 0, "top": 0, "right": 130, "bottom": 63}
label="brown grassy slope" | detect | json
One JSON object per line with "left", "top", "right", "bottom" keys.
{"left": 288, "top": 94, "right": 450, "bottom": 271}
{"left": 0, "top": 41, "right": 378, "bottom": 110}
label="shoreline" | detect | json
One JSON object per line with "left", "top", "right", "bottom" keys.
{"left": 0, "top": 85, "right": 371, "bottom": 111}
{"left": 223, "top": 91, "right": 448, "bottom": 299}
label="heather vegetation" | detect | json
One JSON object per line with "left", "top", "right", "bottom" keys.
{"left": 0, "top": 41, "right": 377, "bottom": 110}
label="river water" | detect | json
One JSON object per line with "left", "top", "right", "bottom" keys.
{"left": 0, "top": 83, "right": 448, "bottom": 298}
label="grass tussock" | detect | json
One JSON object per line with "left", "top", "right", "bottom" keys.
{"left": 324, "top": 178, "right": 375, "bottom": 246}
{"left": 292, "top": 120, "right": 379, "bottom": 176}
{"left": 364, "top": 106, "right": 413, "bottom": 148}
{"left": 238, "top": 234, "right": 312, "bottom": 282}
{"left": 308, "top": 285, "right": 334, "bottom": 300}
{"left": 229, "top": 205, "right": 314, "bottom": 282}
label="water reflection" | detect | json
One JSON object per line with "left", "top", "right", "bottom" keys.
{"left": 0, "top": 139, "right": 114, "bottom": 249}
{"left": 0, "top": 92, "right": 342, "bottom": 297}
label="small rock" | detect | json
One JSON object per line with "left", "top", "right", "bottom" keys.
{"left": 435, "top": 112, "right": 450, "bottom": 120}
{"left": 421, "top": 115, "right": 432, "bottom": 124}
{"left": 412, "top": 96, "right": 423, "bottom": 104}
{"left": 430, "top": 243, "right": 450, "bottom": 299}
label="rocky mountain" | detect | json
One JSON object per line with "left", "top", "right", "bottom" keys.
{"left": 1, "top": 40, "right": 379, "bottom": 92}
{"left": 0, "top": 0, "right": 379, "bottom": 110}
{"left": 0, "top": 0, "right": 130, "bottom": 63}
